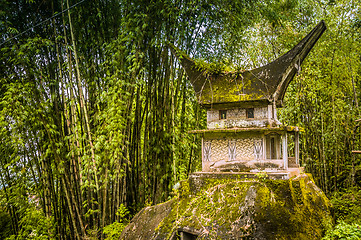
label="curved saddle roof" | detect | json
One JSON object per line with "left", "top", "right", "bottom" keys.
{"left": 169, "top": 21, "right": 326, "bottom": 108}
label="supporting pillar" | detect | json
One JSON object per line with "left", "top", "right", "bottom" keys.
{"left": 283, "top": 133, "right": 288, "bottom": 170}
{"left": 273, "top": 101, "right": 277, "bottom": 120}
{"left": 268, "top": 105, "right": 273, "bottom": 120}
{"left": 262, "top": 135, "right": 266, "bottom": 161}
{"left": 295, "top": 132, "right": 300, "bottom": 166}
{"left": 201, "top": 138, "right": 205, "bottom": 171}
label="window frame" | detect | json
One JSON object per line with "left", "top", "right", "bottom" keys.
{"left": 246, "top": 108, "right": 254, "bottom": 119}
{"left": 219, "top": 110, "right": 227, "bottom": 120}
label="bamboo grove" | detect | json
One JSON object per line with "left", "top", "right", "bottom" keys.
{"left": 0, "top": 0, "right": 361, "bottom": 239}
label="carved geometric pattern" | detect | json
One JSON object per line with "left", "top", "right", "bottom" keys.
{"left": 254, "top": 139, "right": 263, "bottom": 160}
{"left": 228, "top": 140, "right": 237, "bottom": 161}
{"left": 204, "top": 138, "right": 263, "bottom": 162}
{"left": 203, "top": 140, "right": 212, "bottom": 162}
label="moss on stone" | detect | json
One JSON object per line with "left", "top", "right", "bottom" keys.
{"left": 121, "top": 174, "right": 333, "bottom": 240}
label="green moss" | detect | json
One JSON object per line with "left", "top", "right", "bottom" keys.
{"left": 190, "top": 127, "right": 295, "bottom": 136}
{"left": 202, "top": 176, "right": 253, "bottom": 190}
{"left": 150, "top": 175, "right": 333, "bottom": 239}
{"left": 179, "top": 181, "right": 251, "bottom": 234}
{"left": 179, "top": 180, "right": 191, "bottom": 198}
{"left": 196, "top": 73, "right": 266, "bottom": 105}
{"left": 193, "top": 58, "right": 232, "bottom": 74}
{"left": 168, "top": 41, "right": 270, "bottom": 106}
{"left": 251, "top": 177, "right": 333, "bottom": 239}
{"left": 203, "top": 131, "right": 264, "bottom": 139}
{"left": 254, "top": 183, "right": 295, "bottom": 238}
{"left": 156, "top": 179, "right": 254, "bottom": 238}
{"left": 289, "top": 180, "right": 303, "bottom": 205}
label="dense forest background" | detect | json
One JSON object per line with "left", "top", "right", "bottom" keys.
{"left": 1, "top": 0, "right": 361, "bottom": 239}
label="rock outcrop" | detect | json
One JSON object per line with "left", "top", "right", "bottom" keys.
{"left": 120, "top": 173, "right": 332, "bottom": 240}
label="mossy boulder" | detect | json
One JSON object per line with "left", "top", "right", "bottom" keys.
{"left": 120, "top": 174, "right": 332, "bottom": 240}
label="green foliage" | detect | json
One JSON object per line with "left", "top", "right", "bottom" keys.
{"left": 255, "top": 171, "right": 269, "bottom": 181}
{"left": 103, "top": 204, "right": 129, "bottom": 240}
{"left": 323, "top": 221, "right": 361, "bottom": 240}
{"left": 275, "top": 0, "right": 361, "bottom": 193}
{"left": 1, "top": 0, "right": 361, "bottom": 239}
{"left": 0, "top": 210, "right": 12, "bottom": 239}
{"left": 103, "top": 222, "right": 124, "bottom": 240}
{"left": 330, "top": 188, "right": 361, "bottom": 225}
{"left": 6, "top": 208, "right": 54, "bottom": 240}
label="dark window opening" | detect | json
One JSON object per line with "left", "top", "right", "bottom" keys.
{"left": 178, "top": 231, "right": 198, "bottom": 240}
{"left": 266, "top": 134, "right": 280, "bottom": 160}
{"left": 270, "top": 137, "right": 276, "bottom": 159}
{"left": 247, "top": 108, "right": 254, "bottom": 118}
{"left": 172, "top": 229, "right": 199, "bottom": 240}
{"left": 219, "top": 110, "right": 227, "bottom": 120}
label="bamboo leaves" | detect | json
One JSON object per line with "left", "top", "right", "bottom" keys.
{"left": 4, "top": 0, "right": 359, "bottom": 239}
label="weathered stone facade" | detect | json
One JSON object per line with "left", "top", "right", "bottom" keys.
{"left": 183, "top": 70, "right": 301, "bottom": 174}
{"left": 207, "top": 107, "right": 269, "bottom": 129}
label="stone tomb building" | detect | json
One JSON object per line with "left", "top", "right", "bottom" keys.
{"left": 199, "top": 107, "right": 300, "bottom": 174}
{"left": 170, "top": 21, "right": 326, "bottom": 178}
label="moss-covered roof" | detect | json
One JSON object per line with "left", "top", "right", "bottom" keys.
{"left": 188, "top": 126, "right": 301, "bottom": 134}
{"left": 169, "top": 21, "right": 326, "bottom": 108}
